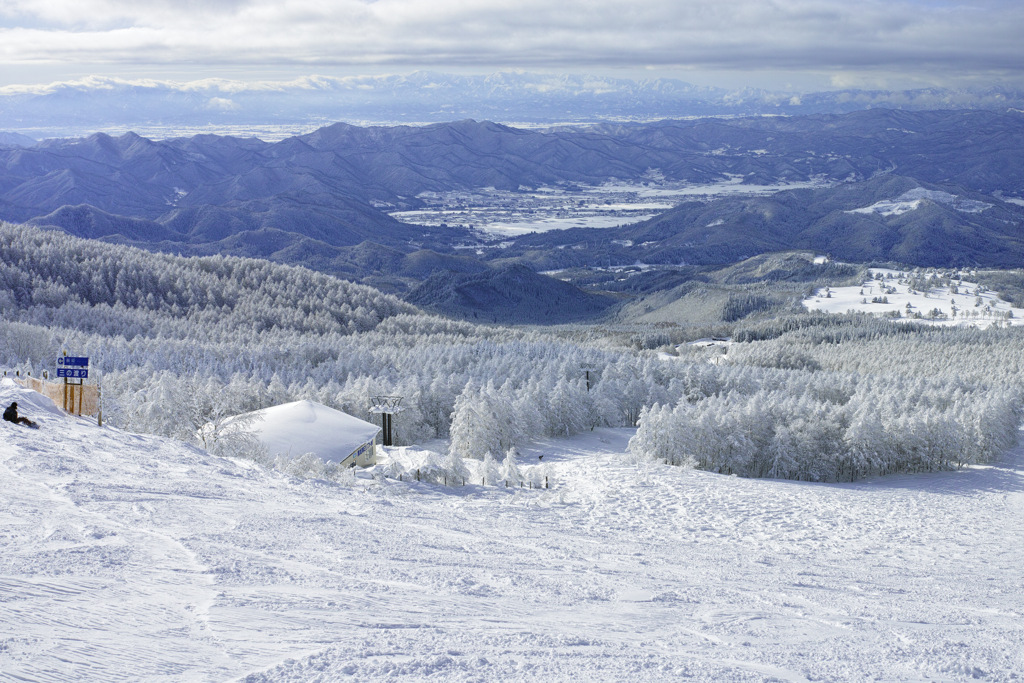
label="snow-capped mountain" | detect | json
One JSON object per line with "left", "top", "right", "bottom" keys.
{"left": 2, "top": 72, "right": 1023, "bottom": 138}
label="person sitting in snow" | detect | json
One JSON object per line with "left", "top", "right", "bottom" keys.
{"left": 3, "top": 401, "right": 38, "bottom": 428}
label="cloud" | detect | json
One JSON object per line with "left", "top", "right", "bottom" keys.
{"left": 0, "top": 0, "right": 1022, "bottom": 86}
{"left": 203, "top": 96, "right": 238, "bottom": 111}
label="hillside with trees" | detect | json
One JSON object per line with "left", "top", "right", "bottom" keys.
{"left": 2, "top": 223, "right": 1021, "bottom": 482}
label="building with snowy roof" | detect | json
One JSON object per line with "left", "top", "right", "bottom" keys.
{"left": 228, "top": 400, "right": 381, "bottom": 467}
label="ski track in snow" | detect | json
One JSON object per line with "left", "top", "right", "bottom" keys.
{"left": 2, "top": 384, "right": 1023, "bottom": 681}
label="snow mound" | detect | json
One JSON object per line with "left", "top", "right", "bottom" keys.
{"left": 0, "top": 377, "right": 70, "bottom": 425}
{"left": 226, "top": 399, "right": 380, "bottom": 464}
{"left": 847, "top": 187, "right": 993, "bottom": 217}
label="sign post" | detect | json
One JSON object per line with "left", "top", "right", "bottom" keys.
{"left": 56, "top": 355, "right": 89, "bottom": 415}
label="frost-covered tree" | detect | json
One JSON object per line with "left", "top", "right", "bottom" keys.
{"left": 499, "top": 447, "right": 523, "bottom": 486}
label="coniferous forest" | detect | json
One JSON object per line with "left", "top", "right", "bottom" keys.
{"left": 2, "top": 222, "right": 1021, "bottom": 482}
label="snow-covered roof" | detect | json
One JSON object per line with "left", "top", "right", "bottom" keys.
{"left": 231, "top": 400, "right": 380, "bottom": 464}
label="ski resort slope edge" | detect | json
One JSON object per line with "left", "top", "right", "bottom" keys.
{"left": 1, "top": 380, "right": 1023, "bottom": 681}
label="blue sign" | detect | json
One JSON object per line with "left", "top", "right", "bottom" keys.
{"left": 57, "top": 356, "right": 89, "bottom": 368}
{"left": 57, "top": 368, "right": 89, "bottom": 379}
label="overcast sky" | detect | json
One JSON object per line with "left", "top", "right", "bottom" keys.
{"left": 1, "top": 0, "right": 1022, "bottom": 91}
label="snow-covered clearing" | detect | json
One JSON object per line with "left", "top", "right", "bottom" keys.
{"left": 804, "top": 268, "right": 1024, "bottom": 327}
{"left": 2, "top": 380, "right": 1023, "bottom": 681}
{"left": 845, "top": 188, "right": 993, "bottom": 216}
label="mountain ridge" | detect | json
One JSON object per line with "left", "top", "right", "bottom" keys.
{"left": 2, "top": 109, "right": 1022, "bottom": 317}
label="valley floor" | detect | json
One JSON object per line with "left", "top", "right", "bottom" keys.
{"left": 1, "top": 380, "right": 1022, "bottom": 681}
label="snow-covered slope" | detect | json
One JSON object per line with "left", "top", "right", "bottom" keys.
{"left": 2, "top": 380, "right": 1023, "bottom": 681}
{"left": 845, "top": 188, "right": 993, "bottom": 217}
{"left": 805, "top": 268, "right": 1024, "bottom": 327}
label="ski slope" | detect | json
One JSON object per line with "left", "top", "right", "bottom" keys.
{"left": 2, "top": 380, "right": 1023, "bottom": 681}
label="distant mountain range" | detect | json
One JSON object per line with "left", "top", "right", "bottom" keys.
{"left": 2, "top": 72, "right": 1023, "bottom": 139}
{"left": 2, "top": 108, "right": 1023, "bottom": 321}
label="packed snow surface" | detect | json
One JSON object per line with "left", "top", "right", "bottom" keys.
{"left": 2, "top": 380, "right": 1023, "bottom": 681}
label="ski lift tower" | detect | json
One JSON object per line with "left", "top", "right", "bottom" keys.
{"left": 369, "top": 395, "right": 404, "bottom": 447}
{"left": 581, "top": 363, "right": 598, "bottom": 392}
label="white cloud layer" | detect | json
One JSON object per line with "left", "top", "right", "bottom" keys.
{"left": 1, "top": 0, "right": 1022, "bottom": 86}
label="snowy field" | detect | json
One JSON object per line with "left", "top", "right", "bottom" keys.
{"left": 390, "top": 177, "right": 831, "bottom": 237}
{"left": 388, "top": 212, "right": 662, "bottom": 237}
{"left": 2, "top": 379, "right": 1024, "bottom": 681}
{"left": 845, "top": 188, "right": 993, "bottom": 217}
{"left": 804, "top": 268, "right": 1024, "bottom": 327}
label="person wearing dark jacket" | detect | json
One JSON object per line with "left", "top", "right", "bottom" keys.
{"left": 3, "top": 402, "right": 38, "bottom": 428}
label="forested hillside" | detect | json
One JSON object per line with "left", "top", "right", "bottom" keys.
{"left": 406, "top": 263, "right": 616, "bottom": 324}
{"left": 0, "top": 223, "right": 417, "bottom": 340}
{"left": 0, "top": 222, "right": 643, "bottom": 448}
{"left": 1, "top": 223, "right": 1021, "bottom": 483}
